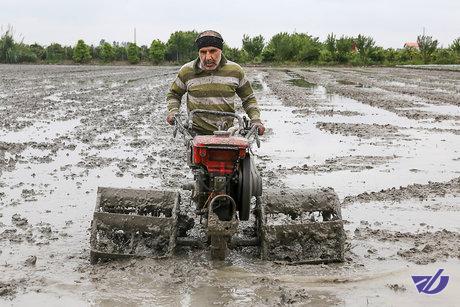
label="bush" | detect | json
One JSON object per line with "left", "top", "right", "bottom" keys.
{"left": 149, "top": 39, "right": 166, "bottom": 64}
{"left": 127, "top": 43, "right": 140, "bottom": 64}
{"left": 46, "top": 43, "right": 65, "bottom": 63}
{"left": 99, "top": 42, "right": 114, "bottom": 63}
{"left": 319, "top": 49, "right": 334, "bottom": 64}
{"left": 434, "top": 49, "right": 457, "bottom": 64}
{"left": 335, "top": 36, "right": 354, "bottom": 63}
{"left": 0, "top": 28, "right": 17, "bottom": 63}
{"left": 355, "top": 34, "right": 375, "bottom": 65}
{"left": 242, "top": 34, "right": 264, "bottom": 61}
{"left": 73, "top": 39, "right": 91, "bottom": 63}
{"left": 29, "top": 43, "right": 46, "bottom": 61}
{"left": 113, "top": 42, "right": 127, "bottom": 61}
{"left": 165, "top": 31, "right": 198, "bottom": 63}
{"left": 16, "top": 44, "right": 38, "bottom": 63}
{"left": 369, "top": 47, "right": 386, "bottom": 64}
{"left": 417, "top": 35, "right": 438, "bottom": 64}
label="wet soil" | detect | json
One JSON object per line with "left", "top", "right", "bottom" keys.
{"left": 1, "top": 64, "right": 460, "bottom": 305}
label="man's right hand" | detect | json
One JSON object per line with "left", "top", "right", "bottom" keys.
{"left": 251, "top": 119, "right": 265, "bottom": 136}
{"left": 166, "top": 113, "right": 176, "bottom": 125}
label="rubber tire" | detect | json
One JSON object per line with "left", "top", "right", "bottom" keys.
{"left": 239, "top": 156, "right": 252, "bottom": 221}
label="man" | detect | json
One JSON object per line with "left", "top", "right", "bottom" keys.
{"left": 165, "top": 30, "right": 265, "bottom": 136}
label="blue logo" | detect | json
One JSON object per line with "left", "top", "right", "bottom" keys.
{"left": 412, "top": 269, "right": 449, "bottom": 295}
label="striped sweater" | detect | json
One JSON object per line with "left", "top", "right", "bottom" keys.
{"left": 166, "top": 55, "right": 260, "bottom": 134}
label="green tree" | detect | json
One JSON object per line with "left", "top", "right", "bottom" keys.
{"left": 29, "top": 43, "right": 46, "bottom": 60}
{"left": 417, "top": 35, "right": 438, "bottom": 64}
{"left": 335, "top": 36, "right": 354, "bottom": 63}
{"left": 369, "top": 47, "right": 385, "bottom": 64}
{"left": 149, "top": 39, "right": 166, "bottom": 64}
{"left": 320, "top": 34, "right": 337, "bottom": 63}
{"left": 383, "top": 48, "right": 398, "bottom": 64}
{"left": 0, "top": 27, "right": 17, "bottom": 63}
{"left": 223, "top": 43, "right": 247, "bottom": 63}
{"left": 293, "top": 33, "right": 321, "bottom": 63}
{"left": 398, "top": 46, "right": 421, "bottom": 64}
{"left": 73, "top": 39, "right": 91, "bottom": 63}
{"left": 166, "top": 30, "right": 199, "bottom": 63}
{"left": 263, "top": 32, "right": 294, "bottom": 62}
{"left": 261, "top": 46, "right": 275, "bottom": 62}
{"left": 325, "top": 33, "right": 336, "bottom": 55}
{"left": 242, "top": 34, "right": 265, "bottom": 61}
{"left": 127, "top": 43, "right": 140, "bottom": 64}
{"left": 139, "top": 45, "right": 149, "bottom": 61}
{"left": 355, "top": 34, "right": 375, "bottom": 64}
{"left": 449, "top": 37, "right": 460, "bottom": 55}
{"left": 46, "top": 43, "right": 65, "bottom": 63}
{"left": 99, "top": 42, "right": 114, "bottom": 62}
{"left": 434, "top": 48, "right": 456, "bottom": 64}
{"left": 16, "top": 44, "right": 37, "bottom": 63}
{"left": 113, "top": 42, "right": 128, "bottom": 61}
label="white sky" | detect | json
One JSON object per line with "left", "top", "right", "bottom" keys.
{"left": 2, "top": 0, "right": 459, "bottom": 48}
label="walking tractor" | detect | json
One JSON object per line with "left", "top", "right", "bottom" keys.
{"left": 90, "top": 110, "right": 346, "bottom": 263}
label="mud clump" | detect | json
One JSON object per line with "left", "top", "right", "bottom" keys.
{"left": 11, "top": 214, "right": 28, "bottom": 227}
{"left": 386, "top": 284, "right": 406, "bottom": 292}
{"left": 24, "top": 255, "right": 37, "bottom": 266}
{"left": 354, "top": 227, "right": 460, "bottom": 264}
{"left": 316, "top": 122, "right": 405, "bottom": 139}
{"left": 279, "top": 288, "right": 311, "bottom": 305}
{"left": 286, "top": 155, "right": 397, "bottom": 174}
{"left": 343, "top": 176, "right": 460, "bottom": 205}
{"left": 0, "top": 282, "right": 17, "bottom": 298}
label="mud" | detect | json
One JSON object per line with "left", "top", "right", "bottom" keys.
{"left": 343, "top": 176, "right": 460, "bottom": 205}
{"left": 1, "top": 64, "right": 460, "bottom": 305}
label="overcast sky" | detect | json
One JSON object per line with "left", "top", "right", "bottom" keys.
{"left": 2, "top": 0, "right": 459, "bottom": 48}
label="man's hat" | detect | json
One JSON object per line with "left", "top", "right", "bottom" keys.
{"left": 195, "top": 30, "right": 224, "bottom": 50}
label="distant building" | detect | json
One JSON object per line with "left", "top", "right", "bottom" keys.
{"left": 404, "top": 42, "right": 419, "bottom": 49}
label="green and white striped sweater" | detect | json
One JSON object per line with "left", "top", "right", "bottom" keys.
{"left": 166, "top": 55, "right": 260, "bottom": 134}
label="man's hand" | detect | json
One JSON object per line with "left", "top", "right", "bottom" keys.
{"left": 166, "top": 113, "right": 176, "bottom": 125}
{"left": 251, "top": 119, "right": 265, "bottom": 136}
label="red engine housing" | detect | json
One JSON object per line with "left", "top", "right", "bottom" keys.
{"left": 192, "top": 134, "right": 249, "bottom": 175}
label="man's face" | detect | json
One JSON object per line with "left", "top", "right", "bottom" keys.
{"left": 199, "top": 46, "right": 222, "bottom": 71}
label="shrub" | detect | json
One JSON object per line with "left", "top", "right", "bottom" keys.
{"left": 242, "top": 34, "right": 265, "bottom": 61}
{"left": 99, "top": 42, "right": 114, "bottom": 63}
{"left": 149, "top": 39, "right": 166, "bottom": 64}
{"left": 417, "top": 35, "right": 438, "bottom": 64}
{"left": 127, "top": 43, "right": 140, "bottom": 64}
{"left": 73, "top": 39, "right": 91, "bottom": 63}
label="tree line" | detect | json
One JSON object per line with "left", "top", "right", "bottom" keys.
{"left": 1, "top": 27, "right": 459, "bottom": 66}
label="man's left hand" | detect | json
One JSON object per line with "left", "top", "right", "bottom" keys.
{"left": 251, "top": 119, "right": 265, "bottom": 136}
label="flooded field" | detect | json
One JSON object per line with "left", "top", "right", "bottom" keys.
{"left": 1, "top": 64, "right": 459, "bottom": 306}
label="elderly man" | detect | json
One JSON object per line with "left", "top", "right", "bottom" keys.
{"left": 165, "top": 30, "right": 265, "bottom": 136}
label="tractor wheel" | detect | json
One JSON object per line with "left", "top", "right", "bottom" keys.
{"left": 238, "top": 156, "right": 252, "bottom": 221}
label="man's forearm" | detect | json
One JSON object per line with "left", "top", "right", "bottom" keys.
{"left": 166, "top": 76, "right": 186, "bottom": 115}
{"left": 242, "top": 96, "right": 260, "bottom": 120}
{"left": 166, "top": 96, "right": 181, "bottom": 115}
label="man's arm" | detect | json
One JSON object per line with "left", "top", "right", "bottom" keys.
{"left": 236, "top": 72, "right": 265, "bottom": 135}
{"left": 235, "top": 73, "right": 260, "bottom": 121}
{"left": 165, "top": 75, "right": 187, "bottom": 124}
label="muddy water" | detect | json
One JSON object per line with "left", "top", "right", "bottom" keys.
{"left": 1, "top": 65, "right": 459, "bottom": 306}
